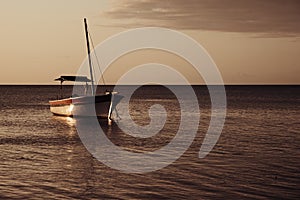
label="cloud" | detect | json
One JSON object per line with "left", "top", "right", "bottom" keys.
{"left": 103, "top": 0, "right": 300, "bottom": 37}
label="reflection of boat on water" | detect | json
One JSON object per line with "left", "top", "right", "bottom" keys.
{"left": 49, "top": 19, "right": 123, "bottom": 119}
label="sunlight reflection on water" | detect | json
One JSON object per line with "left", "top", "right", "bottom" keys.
{"left": 0, "top": 85, "right": 299, "bottom": 199}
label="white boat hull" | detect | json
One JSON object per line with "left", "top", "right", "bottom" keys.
{"left": 49, "top": 93, "right": 123, "bottom": 118}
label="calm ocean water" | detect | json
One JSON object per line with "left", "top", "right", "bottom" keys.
{"left": 0, "top": 85, "right": 299, "bottom": 199}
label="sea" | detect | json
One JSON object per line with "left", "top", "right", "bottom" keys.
{"left": 0, "top": 85, "right": 299, "bottom": 199}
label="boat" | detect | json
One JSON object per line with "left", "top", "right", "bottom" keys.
{"left": 49, "top": 18, "right": 123, "bottom": 119}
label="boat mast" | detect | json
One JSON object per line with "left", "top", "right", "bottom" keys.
{"left": 84, "top": 18, "right": 95, "bottom": 96}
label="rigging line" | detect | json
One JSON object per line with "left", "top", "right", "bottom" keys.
{"left": 87, "top": 27, "right": 119, "bottom": 119}
{"left": 86, "top": 43, "right": 97, "bottom": 91}
{"left": 88, "top": 30, "right": 106, "bottom": 86}
{"left": 85, "top": 28, "right": 97, "bottom": 88}
{"left": 90, "top": 54, "right": 97, "bottom": 88}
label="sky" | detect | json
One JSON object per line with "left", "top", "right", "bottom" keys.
{"left": 0, "top": 0, "right": 299, "bottom": 84}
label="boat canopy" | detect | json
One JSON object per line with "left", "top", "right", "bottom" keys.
{"left": 54, "top": 76, "right": 91, "bottom": 82}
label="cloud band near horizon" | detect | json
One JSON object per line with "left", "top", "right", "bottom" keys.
{"left": 103, "top": 0, "right": 300, "bottom": 37}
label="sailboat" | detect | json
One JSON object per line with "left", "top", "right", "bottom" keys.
{"left": 49, "top": 18, "right": 123, "bottom": 119}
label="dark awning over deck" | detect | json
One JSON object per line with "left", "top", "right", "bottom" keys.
{"left": 54, "top": 76, "right": 91, "bottom": 82}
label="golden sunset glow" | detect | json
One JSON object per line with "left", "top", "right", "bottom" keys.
{"left": 0, "top": 0, "right": 299, "bottom": 84}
